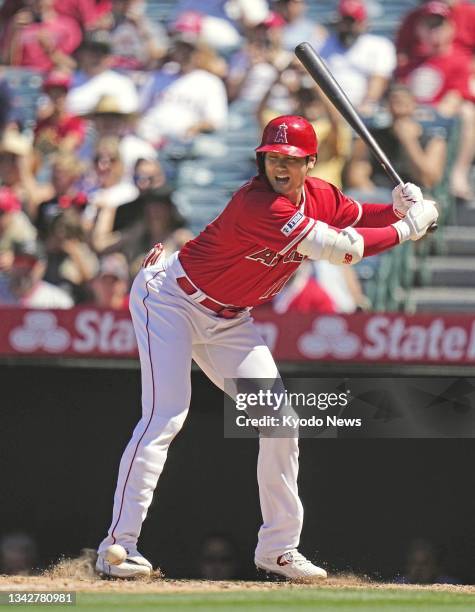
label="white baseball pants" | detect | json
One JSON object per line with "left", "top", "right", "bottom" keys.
{"left": 98, "top": 252, "right": 303, "bottom": 559}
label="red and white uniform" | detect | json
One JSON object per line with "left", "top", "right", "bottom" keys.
{"left": 97, "top": 115, "right": 402, "bottom": 572}
{"left": 180, "top": 175, "right": 361, "bottom": 307}
{"left": 98, "top": 176, "right": 398, "bottom": 562}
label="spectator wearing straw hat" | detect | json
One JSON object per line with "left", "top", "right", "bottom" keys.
{"left": 0, "top": 129, "right": 53, "bottom": 217}
{"left": 66, "top": 32, "right": 139, "bottom": 117}
{"left": 86, "top": 95, "right": 157, "bottom": 180}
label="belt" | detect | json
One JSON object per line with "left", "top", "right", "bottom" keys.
{"left": 176, "top": 276, "right": 246, "bottom": 319}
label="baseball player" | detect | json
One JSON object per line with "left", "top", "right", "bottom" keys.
{"left": 96, "top": 116, "right": 438, "bottom": 581}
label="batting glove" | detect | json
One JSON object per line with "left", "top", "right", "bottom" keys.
{"left": 392, "top": 200, "right": 439, "bottom": 242}
{"left": 392, "top": 182, "right": 424, "bottom": 218}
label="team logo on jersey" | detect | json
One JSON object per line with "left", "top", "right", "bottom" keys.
{"left": 281, "top": 211, "right": 304, "bottom": 236}
{"left": 246, "top": 246, "right": 304, "bottom": 267}
{"left": 274, "top": 122, "right": 288, "bottom": 144}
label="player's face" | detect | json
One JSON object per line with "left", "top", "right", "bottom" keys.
{"left": 264, "top": 152, "right": 315, "bottom": 203}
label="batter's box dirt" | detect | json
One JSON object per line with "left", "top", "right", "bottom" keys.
{"left": 0, "top": 549, "right": 473, "bottom": 595}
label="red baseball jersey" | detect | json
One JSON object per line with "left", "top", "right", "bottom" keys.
{"left": 179, "top": 175, "right": 361, "bottom": 308}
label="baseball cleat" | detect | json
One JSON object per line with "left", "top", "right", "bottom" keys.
{"left": 96, "top": 549, "right": 152, "bottom": 579}
{"left": 255, "top": 550, "right": 327, "bottom": 582}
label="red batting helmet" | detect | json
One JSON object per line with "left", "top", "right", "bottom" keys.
{"left": 256, "top": 115, "right": 318, "bottom": 157}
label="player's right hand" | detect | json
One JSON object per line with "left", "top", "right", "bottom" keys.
{"left": 392, "top": 182, "right": 423, "bottom": 218}
{"left": 392, "top": 200, "right": 439, "bottom": 242}
{"left": 142, "top": 243, "right": 164, "bottom": 268}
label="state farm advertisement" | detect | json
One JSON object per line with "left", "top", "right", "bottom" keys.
{"left": 0, "top": 307, "right": 474, "bottom": 364}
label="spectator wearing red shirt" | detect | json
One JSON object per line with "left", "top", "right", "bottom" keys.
{"left": 3, "top": 0, "right": 82, "bottom": 72}
{"left": 34, "top": 72, "right": 86, "bottom": 160}
{"left": 396, "top": 0, "right": 475, "bottom": 66}
{"left": 396, "top": 2, "right": 475, "bottom": 198}
{"left": 54, "top": 0, "right": 113, "bottom": 30}
{"left": 0, "top": 0, "right": 112, "bottom": 31}
{"left": 272, "top": 261, "right": 336, "bottom": 314}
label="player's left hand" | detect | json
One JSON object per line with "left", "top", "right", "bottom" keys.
{"left": 392, "top": 182, "right": 423, "bottom": 219}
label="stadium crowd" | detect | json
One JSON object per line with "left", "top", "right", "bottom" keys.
{"left": 0, "top": 0, "right": 473, "bottom": 312}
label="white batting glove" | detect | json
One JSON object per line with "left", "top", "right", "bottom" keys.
{"left": 392, "top": 182, "right": 424, "bottom": 218}
{"left": 393, "top": 200, "right": 439, "bottom": 242}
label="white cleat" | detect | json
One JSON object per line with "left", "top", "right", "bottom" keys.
{"left": 255, "top": 550, "right": 327, "bottom": 582}
{"left": 96, "top": 549, "right": 152, "bottom": 579}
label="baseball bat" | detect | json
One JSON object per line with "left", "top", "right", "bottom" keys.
{"left": 294, "top": 42, "right": 437, "bottom": 232}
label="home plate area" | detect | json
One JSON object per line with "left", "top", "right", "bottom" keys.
{"left": 0, "top": 551, "right": 473, "bottom": 612}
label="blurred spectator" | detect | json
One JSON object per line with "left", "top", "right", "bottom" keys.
{"left": 257, "top": 56, "right": 307, "bottom": 119}
{"left": 396, "top": 538, "right": 459, "bottom": 584}
{"left": 102, "top": 158, "right": 168, "bottom": 240}
{"left": 295, "top": 86, "right": 352, "bottom": 188}
{"left": 54, "top": 0, "right": 113, "bottom": 30}
{"left": 42, "top": 208, "right": 98, "bottom": 303}
{"left": 171, "top": 0, "right": 269, "bottom": 52}
{"left": 132, "top": 159, "right": 167, "bottom": 194}
{"left": 92, "top": 188, "right": 192, "bottom": 271}
{"left": 0, "top": 240, "right": 73, "bottom": 308}
{"left": 84, "top": 137, "right": 138, "bottom": 230}
{"left": 89, "top": 253, "right": 130, "bottom": 310}
{"left": 105, "top": 0, "right": 168, "bottom": 70}
{"left": 87, "top": 95, "right": 156, "bottom": 180}
{"left": 34, "top": 72, "right": 86, "bottom": 161}
{"left": 66, "top": 32, "right": 139, "bottom": 117}
{"left": 227, "top": 15, "right": 292, "bottom": 107}
{"left": 0, "top": 532, "right": 38, "bottom": 575}
{"left": 314, "top": 261, "right": 371, "bottom": 313}
{"left": 272, "top": 0, "right": 326, "bottom": 52}
{"left": 197, "top": 534, "right": 239, "bottom": 580}
{"left": 396, "top": 0, "right": 475, "bottom": 66}
{"left": 347, "top": 84, "right": 447, "bottom": 192}
{"left": 1, "top": 0, "right": 81, "bottom": 72}
{"left": 396, "top": 3, "right": 475, "bottom": 198}
{"left": 272, "top": 261, "right": 336, "bottom": 314}
{"left": 318, "top": 0, "right": 396, "bottom": 113}
{"left": 35, "top": 153, "right": 88, "bottom": 234}
{"left": 0, "top": 128, "right": 53, "bottom": 218}
{"left": 138, "top": 40, "right": 228, "bottom": 146}
{"left": 0, "top": 187, "right": 36, "bottom": 260}
{"left": 0, "top": 78, "right": 13, "bottom": 135}
{"left": 0, "top": 1, "right": 112, "bottom": 32}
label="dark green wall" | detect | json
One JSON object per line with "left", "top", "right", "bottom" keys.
{"left": 0, "top": 365, "right": 473, "bottom": 583}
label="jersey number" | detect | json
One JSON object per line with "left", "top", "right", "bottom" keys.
{"left": 260, "top": 271, "right": 294, "bottom": 300}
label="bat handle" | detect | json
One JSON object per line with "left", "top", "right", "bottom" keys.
{"left": 386, "top": 169, "right": 437, "bottom": 233}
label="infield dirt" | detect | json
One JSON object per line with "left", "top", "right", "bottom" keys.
{"left": 0, "top": 550, "right": 473, "bottom": 595}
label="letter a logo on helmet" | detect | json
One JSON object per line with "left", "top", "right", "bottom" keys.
{"left": 274, "top": 123, "right": 288, "bottom": 144}
{"left": 256, "top": 115, "right": 318, "bottom": 157}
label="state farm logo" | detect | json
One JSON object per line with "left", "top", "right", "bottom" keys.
{"left": 8, "top": 310, "right": 137, "bottom": 355}
{"left": 10, "top": 312, "right": 70, "bottom": 353}
{"left": 298, "top": 316, "right": 361, "bottom": 359}
{"left": 298, "top": 315, "right": 475, "bottom": 363}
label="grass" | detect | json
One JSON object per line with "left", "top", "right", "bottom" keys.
{"left": 10, "top": 588, "right": 472, "bottom": 611}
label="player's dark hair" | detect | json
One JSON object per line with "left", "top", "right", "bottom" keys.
{"left": 256, "top": 153, "right": 316, "bottom": 175}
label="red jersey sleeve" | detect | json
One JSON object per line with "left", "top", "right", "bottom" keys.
{"left": 328, "top": 184, "right": 362, "bottom": 228}
{"left": 235, "top": 193, "right": 315, "bottom": 255}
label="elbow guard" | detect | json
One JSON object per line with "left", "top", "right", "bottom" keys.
{"left": 297, "top": 221, "right": 364, "bottom": 265}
